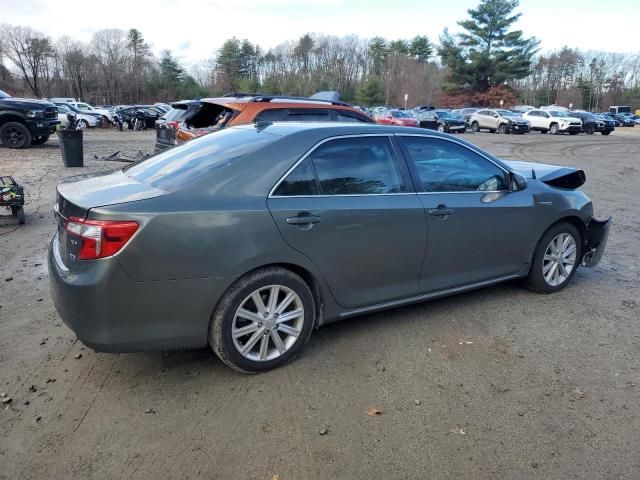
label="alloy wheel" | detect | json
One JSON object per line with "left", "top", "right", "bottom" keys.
{"left": 232, "top": 285, "right": 304, "bottom": 362}
{"left": 3, "top": 127, "right": 25, "bottom": 147}
{"left": 542, "top": 233, "right": 577, "bottom": 286}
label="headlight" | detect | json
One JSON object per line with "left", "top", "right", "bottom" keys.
{"left": 25, "top": 110, "right": 44, "bottom": 118}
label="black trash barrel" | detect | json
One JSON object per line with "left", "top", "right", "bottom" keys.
{"left": 57, "top": 130, "right": 84, "bottom": 167}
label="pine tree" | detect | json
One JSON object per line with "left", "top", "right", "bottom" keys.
{"left": 438, "top": 0, "right": 539, "bottom": 91}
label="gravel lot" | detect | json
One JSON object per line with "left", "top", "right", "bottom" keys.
{"left": 1, "top": 128, "right": 639, "bottom": 480}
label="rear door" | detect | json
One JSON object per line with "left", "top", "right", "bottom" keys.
{"left": 267, "top": 135, "right": 427, "bottom": 309}
{"left": 397, "top": 135, "right": 535, "bottom": 293}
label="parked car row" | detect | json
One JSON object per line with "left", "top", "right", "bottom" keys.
{"left": 365, "top": 105, "right": 632, "bottom": 137}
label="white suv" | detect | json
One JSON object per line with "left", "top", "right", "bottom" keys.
{"left": 522, "top": 110, "right": 582, "bottom": 135}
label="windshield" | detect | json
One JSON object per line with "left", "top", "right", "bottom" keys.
{"left": 392, "top": 111, "right": 411, "bottom": 118}
{"left": 549, "top": 111, "right": 569, "bottom": 118}
{"left": 435, "top": 111, "right": 455, "bottom": 118}
{"left": 124, "top": 127, "right": 280, "bottom": 192}
{"left": 497, "top": 109, "right": 518, "bottom": 117}
{"left": 0, "top": 90, "right": 9, "bottom": 99}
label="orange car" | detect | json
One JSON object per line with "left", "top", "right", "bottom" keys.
{"left": 173, "top": 93, "right": 375, "bottom": 145}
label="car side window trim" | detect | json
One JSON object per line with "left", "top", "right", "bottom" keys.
{"left": 394, "top": 133, "right": 511, "bottom": 194}
{"left": 269, "top": 134, "right": 416, "bottom": 198}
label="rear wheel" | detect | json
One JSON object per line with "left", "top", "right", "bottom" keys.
{"left": 601, "top": 130, "right": 611, "bottom": 136}
{"left": 585, "top": 124, "right": 595, "bottom": 135}
{"left": 497, "top": 124, "right": 507, "bottom": 134}
{"left": 525, "top": 222, "right": 581, "bottom": 293}
{"left": 0, "top": 122, "right": 32, "bottom": 148}
{"left": 437, "top": 123, "right": 446, "bottom": 132}
{"left": 209, "top": 267, "right": 316, "bottom": 373}
{"left": 471, "top": 121, "right": 480, "bottom": 133}
{"left": 78, "top": 119, "right": 89, "bottom": 129}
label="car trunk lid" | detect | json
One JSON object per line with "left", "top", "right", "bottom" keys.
{"left": 502, "top": 160, "right": 586, "bottom": 189}
{"left": 54, "top": 170, "right": 166, "bottom": 265}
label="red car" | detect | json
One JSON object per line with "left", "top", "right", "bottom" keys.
{"left": 376, "top": 109, "right": 419, "bottom": 127}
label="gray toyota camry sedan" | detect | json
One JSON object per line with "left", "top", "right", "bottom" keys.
{"left": 49, "top": 123, "right": 610, "bottom": 372}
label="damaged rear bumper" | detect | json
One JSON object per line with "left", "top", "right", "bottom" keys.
{"left": 582, "top": 217, "right": 611, "bottom": 267}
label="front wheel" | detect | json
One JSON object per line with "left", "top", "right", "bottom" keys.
{"left": 437, "top": 124, "right": 446, "bottom": 132}
{"left": 0, "top": 122, "right": 32, "bottom": 148}
{"left": 601, "top": 130, "right": 611, "bottom": 136}
{"left": 525, "top": 222, "right": 581, "bottom": 293}
{"left": 470, "top": 122, "right": 480, "bottom": 133}
{"left": 78, "top": 119, "right": 89, "bottom": 129}
{"left": 497, "top": 124, "right": 507, "bottom": 134}
{"left": 585, "top": 125, "right": 595, "bottom": 135}
{"left": 549, "top": 123, "right": 560, "bottom": 135}
{"left": 209, "top": 267, "right": 316, "bottom": 373}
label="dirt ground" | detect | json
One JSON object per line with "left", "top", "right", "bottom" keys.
{"left": 1, "top": 128, "right": 639, "bottom": 480}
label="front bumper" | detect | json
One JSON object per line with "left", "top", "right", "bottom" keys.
{"left": 582, "top": 217, "right": 611, "bottom": 267}
{"left": 48, "top": 234, "right": 233, "bottom": 352}
{"left": 507, "top": 123, "right": 530, "bottom": 133}
{"left": 26, "top": 119, "right": 60, "bottom": 136}
{"left": 560, "top": 125, "right": 582, "bottom": 133}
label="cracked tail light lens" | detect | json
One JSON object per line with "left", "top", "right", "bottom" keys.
{"left": 66, "top": 217, "right": 139, "bottom": 260}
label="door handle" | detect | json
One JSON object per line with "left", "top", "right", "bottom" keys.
{"left": 428, "top": 205, "right": 454, "bottom": 218}
{"left": 286, "top": 214, "right": 321, "bottom": 225}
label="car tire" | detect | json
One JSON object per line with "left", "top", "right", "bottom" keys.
{"left": 549, "top": 123, "right": 559, "bottom": 135}
{"left": 78, "top": 119, "right": 89, "bottom": 129}
{"left": 209, "top": 267, "right": 316, "bottom": 373}
{"left": 0, "top": 122, "right": 32, "bottom": 149}
{"left": 601, "top": 130, "right": 611, "bottom": 136}
{"left": 497, "top": 124, "right": 507, "bottom": 134}
{"left": 525, "top": 222, "right": 582, "bottom": 294}
{"left": 585, "top": 125, "right": 595, "bottom": 135}
{"left": 31, "top": 135, "right": 50, "bottom": 145}
{"left": 471, "top": 122, "right": 480, "bottom": 133}
{"left": 437, "top": 124, "right": 446, "bottom": 132}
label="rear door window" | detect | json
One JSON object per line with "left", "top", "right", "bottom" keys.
{"left": 309, "top": 136, "right": 404, "bottom": 195}
{"left": 284, "top": 109, "right": 331, "bottom": 121}
{"left": 273, "top": 158, "right": 319, "bottom": 196}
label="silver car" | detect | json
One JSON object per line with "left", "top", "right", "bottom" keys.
{"left": 49, "top": 123, "right": 610, "bottom": 372}
{"left": 470, "top": 109, "right": 531, "bottom": 134}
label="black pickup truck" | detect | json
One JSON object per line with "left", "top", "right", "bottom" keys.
{"left": 0, "top": 89, "right": 60, "bottom": 148}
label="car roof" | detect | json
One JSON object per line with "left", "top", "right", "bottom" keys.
{"left": 231, "top": 121, "right": 453, "bottom": 138}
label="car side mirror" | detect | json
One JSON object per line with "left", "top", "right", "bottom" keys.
{"left": 509, "top": 172, "right": 528, "bottom": 191}
{"left": 493, "top": 114, "right": 499, "bottom": 118}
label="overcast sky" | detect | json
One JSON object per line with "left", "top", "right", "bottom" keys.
{"left": 3, "top": 0, "right": 639, "bottom": 67}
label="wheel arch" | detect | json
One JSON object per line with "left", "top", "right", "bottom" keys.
{"left": 0, "top": 112, "right": 27, "bottom": 127}
{"left": 532, "top": 215, "right": 587, "bottom": 263}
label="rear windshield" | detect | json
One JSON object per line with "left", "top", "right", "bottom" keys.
{"left": 163, "top": 107, "right": 191, "bottom": 122}
{"left": 124, "top": 127, "right": 279, "bottom": 192}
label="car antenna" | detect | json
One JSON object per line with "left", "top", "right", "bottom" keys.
{"left": 531, "top": 168, "right": 537, "bottom": 179}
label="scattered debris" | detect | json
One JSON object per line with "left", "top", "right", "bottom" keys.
{"left": 74, "top": 353, "right": 82, "bottom": 359}
{"left": 366, "top": 406, "right": 383, "bottom": 417}
{"left": 29, "top": 385, "right": 37, "bottom": 392}
{"left": 0, "top": 392, "right": 6, "bottom": 398}
{"left": 94, "top": 150, "right": 150, "bottom": 163}
{"left": 569, "top": 387, "right": 586, "bottom": 401}
{"left": 144, "top": 408, "right": 156, "bottom": 414}
{"left": 23, "top": 400, "right": 30, "bottom": 405}
{"left": 39, "top": 337, "right": 48, "bottom": 345}
{"left": 1, "top": 396, "right": 12, "bottom": 404}
{"left": 5, "top": 277, "right": 13, "bottom": 282}
{"left": 36, "top": 416, "right": 42, "bottom": 422}
{"left": 36, "top": 298, "right": 43, "bottom": 302}
{"left": 622, "top": 300, "right": 637, "bottom": 308}
{"left": 449, "top": 427, "right": 467, "bottom": 435}
{"left": 518, "top": 412, "right": 525, "bottom": 417}
{"left": 319, "top": 428, "right": 328, "bottom": 435}
{"left": 414, "top": 400, "right": 421, "bottom": 405}
{"left": 45, "top": 378, "right": 56, "bottom": 384}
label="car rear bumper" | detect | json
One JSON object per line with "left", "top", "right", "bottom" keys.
{"left": 48, "top": 233, "right": 233, "bottom": 352}
{"left": 582, "top": 217, "right": 611, "bottom": 267}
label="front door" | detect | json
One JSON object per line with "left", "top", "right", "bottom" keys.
{"left": 268, "top": 135, "right": 427, "bottom": 309}
{"left": 397, "top": 135, "right": 535, "bottom": 293}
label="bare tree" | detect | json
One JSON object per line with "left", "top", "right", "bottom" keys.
{"left": 0, "top": 24, "right": 54, "bottom": 97}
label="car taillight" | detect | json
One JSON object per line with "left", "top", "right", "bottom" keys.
{"left": 66, "top": 217, "right": 139, "bottom": 260}
{"left": 166, "top": 121, "right": 180, "bottom": 129}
